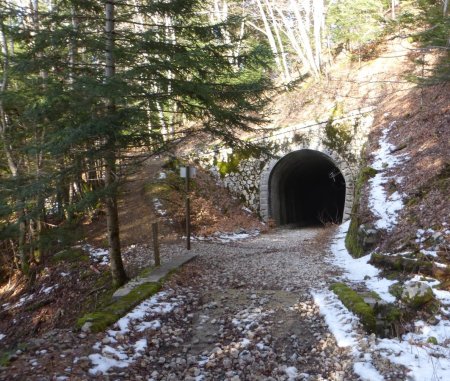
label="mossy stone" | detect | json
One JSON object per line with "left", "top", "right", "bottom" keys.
{"left": 330, "top": 283, "right": 377, "bottom": 333}
{"left": 400, "top": 281, "right": 435, "bottom": 309}
{"left": 345, "top": 164, "right": 378, "bottom": 258}
{"left": 52, "top": 248, "right": 89, "bottom": 264}
{"left": 76, "top": 282, "right": 162, "bottom": 333}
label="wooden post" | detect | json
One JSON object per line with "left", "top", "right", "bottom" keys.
{"left": 152, "top": 222, "right": 160, "bottom": 266}
{"left": 186, "top": 166, "right": 191, "bottom": 250}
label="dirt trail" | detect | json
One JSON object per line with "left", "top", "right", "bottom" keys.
{"left": 1, "top": 227, "right": 406, "bottom": 381}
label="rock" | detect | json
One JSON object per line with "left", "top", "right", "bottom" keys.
{"left": 81, "top": 322, "right": 93, "bottom": 333}
{"left": 357, "top": 224, "right": 381, "bottom": 252}
{"left": 230, "top": 348, "right": 239, "bottom": 359}
{"left": 223, "top": 357, "right": 232, "bottom": 369}
{"left": 401, "top": 281, "right": 435, "bottom": 309}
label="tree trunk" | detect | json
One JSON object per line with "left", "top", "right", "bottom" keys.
{"left": 276, "top": 9, "right": 310, "bottom": 75}
{"left": 313, "top": 0, "right": 324, "bottom": 71}
{"left": 105, "top": 0, "right": 128, "bottom": 288}
{"left": 255, "top": 0, "right": 282, "bottom": 75}
{"left": 289, "top": 0, "right": 320, "bottom": 77}
{"left": 265, "top": 0, "right": 291, "bottom": 83}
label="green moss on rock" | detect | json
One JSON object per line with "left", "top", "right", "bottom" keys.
{"left": 52, "top": 248, "right": 89, "bottom": 264}
{"left": 400, "top": 281, "right": 436, "bottom": 309}
{"left": 345, "top": 165, "right": 378, "bottom": 258}
{"left": 76, "top": 282, "right": 162, "bottom": 333}
{"left": 331, "top": 282, "right": 377, "bottom": 333}
{"left": 370, "top": 253, "right": 433, "bottom": 275}
{"left": 216, "top": 145, "right": 266, "bottom": 178}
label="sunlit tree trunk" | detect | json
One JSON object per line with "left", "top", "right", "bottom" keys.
{"left": 289, "top": 0, "right": 319, "bottom": 77}
{"left": 313, "top": 0, "right": 324, "bottom": 71}
{"left": 265, "top": 0, "right": 291, "bottom": 83}
{"left": 105, "top": 0, "right": 128, "bottom": 288}
{"left": 255, "top": 0, "right": 283, "bottom": 75}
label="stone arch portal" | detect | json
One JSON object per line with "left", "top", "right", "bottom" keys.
{"left": 260, "top": 149, "right": 353, "bottom": 226}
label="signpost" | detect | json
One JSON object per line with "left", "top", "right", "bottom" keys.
{"left": 180, "top": 166, "right": 196, "bottom": 250}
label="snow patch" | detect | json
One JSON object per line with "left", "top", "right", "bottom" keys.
{"left": 153, "top": 198, "right": 167, "bottom": 217}
{"left": 40, "top": 284, "right": 58, "bottom": 294}
{"left": 83, "top": 244, "right": 109, "bottom": 265}
{"left": 13, "top": 294, "right": 35, "bottom": 309}
{"left": 89, "top": 290, "right": 182, "bottom": 375}
{"left": 321, "top": 221, "right": 450, "bottom": 380}
{"left": 313, "top": 291, "right": 359, "bottom": 349}
{"left": 330, "top": 221, "right": 395, "bottom": 303}
{"left": 0, "top": 333, "right": 5, "bottom": 341}
{"left": 312, "top": 290, "right": 385, "bottom": 381}
{"left": 191, "top": 230, "right": 260, "bottom": 243}
{"left": 368, "top": 122, "right": 406, "bottom": 231}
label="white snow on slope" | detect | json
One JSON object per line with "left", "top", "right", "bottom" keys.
{"left": 153, "top": 198, "right": 167, "bottom": 216}
{"left": 40, "top": 284, "right": 58, "bottom": 294}
{"left": 317, "top": 222, "right": 450, "bottom": 381}
{"left": 88, "top": 290, "right": 183, "bottom": 375}
{"left": 83, "top": 244, "right": 109, "bottom": 265}
{"left": 330, "top": 221, "right": 395, "bottom": 303}
{"left": 191, "top": 230, "right": 260, "bottom": 243}
{"left": 313, "top": 290, "right": 385, "bottom": 381}
{"left": 368, "top": 122, "right": 406, "bottom": 231}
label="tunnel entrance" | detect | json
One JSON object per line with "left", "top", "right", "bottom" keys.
{"left": 269, "top": 150, "right": 346, "bottom": 226}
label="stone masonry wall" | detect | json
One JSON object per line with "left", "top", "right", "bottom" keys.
{"left": 196, "top": 107, "right": 375, "bottom": 219}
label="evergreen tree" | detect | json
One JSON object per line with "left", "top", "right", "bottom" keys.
{"left": 0, "top": 0, "right": 272, "bottom": 286}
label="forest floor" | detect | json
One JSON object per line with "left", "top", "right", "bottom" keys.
{"left": 0, "top": 227, "right": 410, "bottom": 381}
{"left": 1, "top": 30, "right": 449, "bottom": 381}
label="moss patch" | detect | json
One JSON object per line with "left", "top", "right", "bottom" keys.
{"left": 331, "top": 282, "right": 404, "bottom": 337}
{"left": 330, "top": 282, "right": 377, "bottom": 333}
{"left": 345, "top": 166, "right": 377, "bottom": 258}
{"left": 77, "top": 281, "right": 162, "bottom": 333}
{"left": 216, "top": 145, "right": 267, "bottom": 178}
{"left": 0, "top": 343, "right": 27, "bottom": 367}
{"left": 370, "top": 253, "right": 433, "bottom": 275}
{"left": 51, "top": 248, "right": 89, "bottom": 264}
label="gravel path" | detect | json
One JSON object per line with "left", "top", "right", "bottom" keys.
{"left": 0, "top": 227, "right": 400, "bottom": 380}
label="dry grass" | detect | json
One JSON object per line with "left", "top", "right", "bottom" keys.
{"left": 146, "top": 167, "right": 266, "bottom": 237}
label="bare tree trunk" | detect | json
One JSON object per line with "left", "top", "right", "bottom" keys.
{"left": 312, "top": 0, "right": 323, "bottom": 71}
{"left": 105, "top": 0, "right": 128, "bottom": 288}
{"left": 289, "top": 0, "right": 320, "bottom": 77}
{"left": 255, "top": 0, "right": 282, "bottom": 75}
{"left": 265, "top": 0, "right": 291, "bottom": 83}
{"left": 444, "top": 0, "right": 449, "bottom": 16}
{"left": 68, "top": 5, "right": 79, "bottom": 85}
{"left": 30, "top": 0, "right": 47, "bottom": 263}
{"left": 276, "top": 9, "right": 310, "bottom": 75}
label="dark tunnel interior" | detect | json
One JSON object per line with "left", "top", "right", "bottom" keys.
{"left": 269, "top": 150, "right": 346, "bottom": 226}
